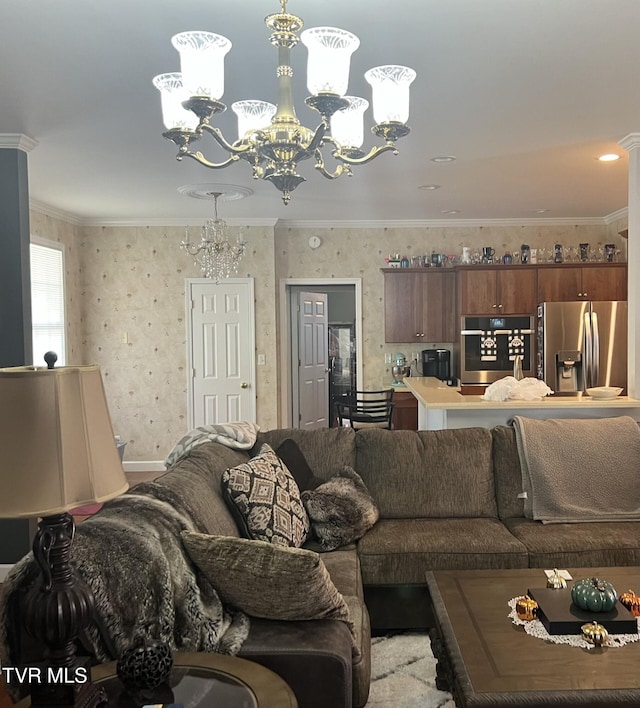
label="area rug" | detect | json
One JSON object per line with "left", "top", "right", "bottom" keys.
{"left": 366, "top": 632, "right": 454, "bottom": 707}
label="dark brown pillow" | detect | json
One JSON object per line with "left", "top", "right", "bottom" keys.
{"left": 302, "top": 466, "right": 379, "bottom": 551}
{"left": 221, "top": 443, "right": 310, "bottom": 547}
{"left": 276, "top": 438, "right": 322, "bottom": 492}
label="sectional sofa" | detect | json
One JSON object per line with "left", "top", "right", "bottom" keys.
{"left": 2, "top": 423, "right": 638, "bottom": 708}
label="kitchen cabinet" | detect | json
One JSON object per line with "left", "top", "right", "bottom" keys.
{"left": 383, "top": 269, "right": 456, "bottom": 343}
{"left": 458, "top": 266, "right": 537, "bottom": 315}
{"left": 391, "top": 388, "right": 418, "bottom": 430}
{"left": 537, "top": 263, "right": 627, "bottom": 302}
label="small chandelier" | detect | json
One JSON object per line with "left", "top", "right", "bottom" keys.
{"left": 181, "top": 192, "right": 246, "bottom": 281}
{"left": 153, "top": 0, "right": 416, "bottom": 205}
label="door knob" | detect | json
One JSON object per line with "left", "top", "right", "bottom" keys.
{"left": 240, "top": 382, "right": 249, "bottom": 388}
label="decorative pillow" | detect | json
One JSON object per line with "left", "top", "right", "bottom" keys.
{"left": 181, "top": 531, "right": 353, "bottom": 630}
{"left": 276, "top": 438, "right": 322, "bottom": 492}
{"left": 302, "top": 466, "right": 379, "bottom": 551}
{"left": 221, "top": 443, "right": 310, "bottom": 547}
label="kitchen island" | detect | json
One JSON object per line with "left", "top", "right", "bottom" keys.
{"left": 403, "top": 376, "right": 640, "bottom": 430}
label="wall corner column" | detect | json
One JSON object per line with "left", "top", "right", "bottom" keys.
{"left": 618, "top": 133, "right": 640, "bottom": 398}
{"left": 0, "top": 133, "right": 38, "bottom": 578}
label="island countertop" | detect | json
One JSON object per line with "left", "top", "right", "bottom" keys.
{"left": 403, "top": 376, "right": 640, "bottom": 429}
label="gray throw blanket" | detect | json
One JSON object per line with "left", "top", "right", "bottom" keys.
{"left": 513, "top": 415, "right": 640, "bottom": 523}
{"left": 165, "top": 421, "right": 259, "bottom": 468}
{"left": 0, "top": 493, "right": 250, "bottom": 673}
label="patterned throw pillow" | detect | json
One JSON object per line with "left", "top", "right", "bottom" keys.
{"left": 221, "top": 443, "right": 310, "bottom": 547}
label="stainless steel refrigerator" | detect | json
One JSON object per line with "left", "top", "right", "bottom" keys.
{"left": 536, "top": 301, "right": 627, "bottom": 394}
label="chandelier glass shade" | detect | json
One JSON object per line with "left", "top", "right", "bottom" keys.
{"left": 181, "top": 192, "right": 246, "bottom": 281}
{"left": 153, "top": 0, "right": 415, "bottom": 205}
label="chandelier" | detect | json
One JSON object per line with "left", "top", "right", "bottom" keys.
{"left": 181, "top": 191, "right": 246, "bottom": 281}
{"left": 153, "top": 0, "right": 416, "bottom": 205}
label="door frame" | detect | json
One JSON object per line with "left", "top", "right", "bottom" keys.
{"left": 279, "top": 278, "right": 363, "bottom": 428}
{"left": 186, "top": 277, "right": 256, "bottom": 430}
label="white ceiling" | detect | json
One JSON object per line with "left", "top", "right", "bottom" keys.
{"left": 2, "top": 0, "right": 639, "bottom": 226}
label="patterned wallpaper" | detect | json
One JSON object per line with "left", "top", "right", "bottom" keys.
{"left": 29, "top": 210, "right": 626, "bottom": 461}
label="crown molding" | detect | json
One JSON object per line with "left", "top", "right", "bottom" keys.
{"left": 0, "top": 133, "right": 38, "bottom": 152}
{"left": 28, "top": 201, "right": 625, "bottom": 230}
{"left": 277, "top": 216, "right": 609, "bottom": 229}
{"left": 618, "top": 133, "right": 640, "bottom": 152}
{"left": 29, "top": 199, "right": 84, "bottom": 225}
{"left": 603, "top": 207, "right": 628, "bottom": 224}
{"left": 78, "top": 217, "right": 279, "bottom": 228}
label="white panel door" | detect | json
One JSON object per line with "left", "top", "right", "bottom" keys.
{"left": 297, "top": 291, "right": 328, "bottom": 429}
{"left": 187, "top": 279, "right": 256, "bottom": 428}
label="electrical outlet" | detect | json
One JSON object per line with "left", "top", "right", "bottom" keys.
{"left": 120, "top": 332, "right": 129, "bottom": 344}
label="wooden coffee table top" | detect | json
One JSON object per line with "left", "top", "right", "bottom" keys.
{"left": 426, "top": 567, "right": 640, "bottom": 707}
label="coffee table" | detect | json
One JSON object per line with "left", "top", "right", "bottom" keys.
{"left": 16, "top": 651, "right": 297, "bottom": 707}
{"left": 426, "top": 567, "right": 640, "bottom": 707}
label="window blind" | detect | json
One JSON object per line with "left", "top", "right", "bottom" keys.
{"left": 30, "top": 241, "right": 66, "bottom": 366}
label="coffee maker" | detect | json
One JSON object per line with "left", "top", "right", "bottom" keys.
{"left": 422, "top": 349, "right": 451, "bottom": 382}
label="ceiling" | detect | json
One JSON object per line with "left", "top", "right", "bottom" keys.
{"left": 2, "top": 0, "right": 639, "bottom": 226}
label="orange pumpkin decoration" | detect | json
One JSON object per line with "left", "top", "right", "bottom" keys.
{"left": 515, "top": 595, "right": 538, "bottom": 621}
{"left": 619, "top": 589, "right": 640, "bottom": 617}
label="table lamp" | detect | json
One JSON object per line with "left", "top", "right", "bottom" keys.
{"left": 0, "top": 361, "right": 129, "bottom": 707}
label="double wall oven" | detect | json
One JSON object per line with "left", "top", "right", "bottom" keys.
{"left": 460, "top": 315, "right": 534, "bottom": 384}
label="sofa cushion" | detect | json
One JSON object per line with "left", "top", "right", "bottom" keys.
{"left": 222, "top": 443, "right": 310, "bottom": 547}
{"left": 318, "top": 547, "right": 363, "bottom": 601}
{"left": 302, "top": 467, "right": 379, "bottom": 551}
{"left": 357, "top": 518, "right": 529, "bottom": 585}
{"left": 142, "top": 443, "right": 253, "bottom": 537}
{"left": 256, "top": 427, "right": 356, "bottom": 483}
{"left": 276, "top": 437, "right": 322, "bottom": 491}
{"left": 491, "top": 425, "right": 525, "bottom": 520}
{"left": 181, "top": 533, "right": 354, "bottom": 639}
{"left": 355, "top": 428, "right": 498, "bottom": 518}
{"left": 504, "top": 518, "right": 640, "bottom": 568}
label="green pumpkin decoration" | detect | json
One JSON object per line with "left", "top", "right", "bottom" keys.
{"left": 571, "top": 577, "right": 617, "bottom": 613}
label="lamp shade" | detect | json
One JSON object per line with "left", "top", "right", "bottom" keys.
{"left": 231, "top": 100, "right": 277, "bottom": 140}
{"left": 171, "top": 31, "right": 231, "bottom": 100}
{"left": 0, "top": 365, "right": 129, "bottom": 518}
{"left": 300, "top": 27, "right": 360, "bottom": 96}
{"left": 364, "top": 64, "right": 416, "bottom": 124}
{"left": 330, "top": 95, "right": 369, "bottom": 148}
{"left": 152, "top": 72, "right": 199, "bottom": 131}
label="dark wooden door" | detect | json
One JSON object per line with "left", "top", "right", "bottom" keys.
{"left": 581, "top": 264, "right": 627, "bottom": 301}
{"left": 383, "top": 272, "right": 423, "bottom": 342}
{"left": 458, "top": 268, "right": 497, "bottom": 314}
{"left": 421, "top": 271, "right": 456, "bottom": 342}
{"left": 498, "top": 267, "right": 537, "bottom": 314}
{"left": 537, "top": 266, "right": 584, "bottom": 302}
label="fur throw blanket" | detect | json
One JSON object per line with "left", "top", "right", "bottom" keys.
{"left": 0, "top": 492, "right": 250, "bottom": 675}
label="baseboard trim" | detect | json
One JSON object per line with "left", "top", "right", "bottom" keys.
{"left": 123, "top": 460, "right": 165, "bottom": 473}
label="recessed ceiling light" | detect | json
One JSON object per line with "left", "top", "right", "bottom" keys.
{"left": 441, "top": 209, "right": 459, "bottom": 214}
{"left": 533, "top": 209, "right": 549, "bottom": 213}
{"left": 431, "top": 156, "right": 456, "bottom": 163}
{"left": 418, "top": 184, "right": 441, "bottom": 190}
{"left": 598, "top": 153, "right": 621, "bottom": 162}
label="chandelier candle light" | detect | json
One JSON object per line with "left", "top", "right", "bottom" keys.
{"left": 182, "top": 191, "right": 247, "bottom": 280}
{"left": 153, "top": 0, "right": 415, "bottom": 205}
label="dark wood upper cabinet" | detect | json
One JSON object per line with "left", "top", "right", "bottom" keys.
{"left": 537, "top": 263, "right": 627, "bottom": 302}
{"left": 383, "top": 269, "right": 456, "bottom": 343}
{"left": 458, "top": 266, "right": 537, "bottom": 315}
